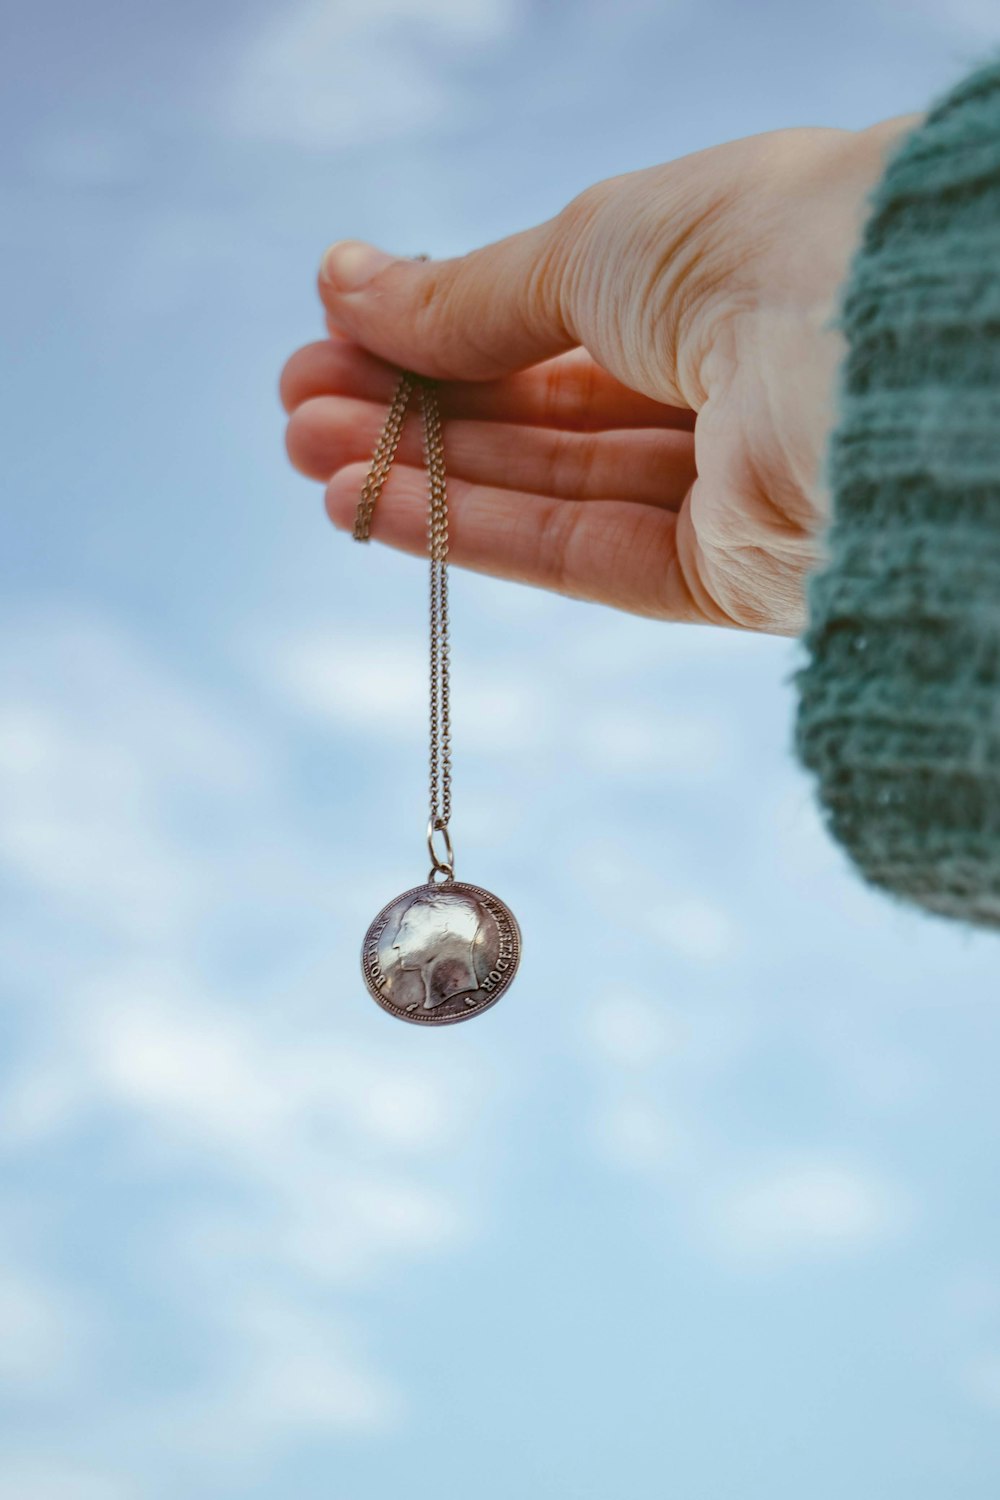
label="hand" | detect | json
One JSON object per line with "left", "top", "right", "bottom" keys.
{"left": 281, "top": 114, "right": 919, "bottom": 635}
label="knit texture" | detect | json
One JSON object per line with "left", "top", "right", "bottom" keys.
{"left": 795, "top": 53, "right": 1000, "bottom": 928}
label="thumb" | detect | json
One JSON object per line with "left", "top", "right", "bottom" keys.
{"left": 317, "top": 217, "right": 578, "bottom": 383}
{"left": 317, "top": 153, "right": 740, "bottom": 409}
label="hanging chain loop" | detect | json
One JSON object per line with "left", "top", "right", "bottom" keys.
{"left": 352, "top": 264, "right": 453, "bottom": 882}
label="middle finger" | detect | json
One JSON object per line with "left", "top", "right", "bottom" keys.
{"left": 285, "top": 394, "right": 696, "bottom": 508}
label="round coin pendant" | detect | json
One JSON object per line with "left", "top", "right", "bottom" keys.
{"left": 352, "top": 357, "right": 523, "bottom": 1025}
{"left": 361, "top": 880, "right": 522, "bottom": 1025}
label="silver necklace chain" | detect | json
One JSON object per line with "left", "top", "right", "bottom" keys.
{"left": 353, "top": 365, "right": 454, "bottom": 883}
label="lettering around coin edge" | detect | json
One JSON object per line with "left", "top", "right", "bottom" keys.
{"left": 359, "top": 880, "right": 522, "bottom": 1026}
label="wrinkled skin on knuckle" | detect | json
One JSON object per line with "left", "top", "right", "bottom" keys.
{"left": 718, "top": 554, "right": 807, "bottom": 635}
{"left": 671, "top": 504, "right": 746, "bottom": 628}
{"left": 698, "top": 369, "right": 825, "bottom": 542}
{"left": 558, "top": 176, "right": 624, "bottom": 238}
{"left": 545, "top": 179, "right": 620, "bottom": 341}
{"left": 653, "top": 129, "right": 873, "bottom": 402}
{"left": 690, "top": 531, "right": 808, "bottom": 635}
{"left": 688, "top": 386, "right": 820, "bottom": 634}
{"left": 410, "top": 265, "right": 488, "bottom": 372}
{"left": 535, "top": 497, "right": 589, "bottom": 596}
{"left": 556, "top": 153, "right": 763, "bottom": 409}
{"left": 634, "top": 179, "right": 756, "bottom": 407}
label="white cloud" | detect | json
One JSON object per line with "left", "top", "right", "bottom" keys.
{"left": 884, "top": 0, "right": 1000, "bottom": 44}
{"left": 171, "top": 1179, "right": 466, "bottom": 1291}
{"left": 272, "top": 631, "right": 428, "bottom": 733}
{"left": 268, "top": 627, "right": 551, "bottom": 752}
{"left": 960, "top": 1352, "right": 1000, "bottom": 1413}
{"left": 580, "top": 706, "right": 730, "bottom": 779}
{"left": 0, "top": 610, "right": 268, "bottom": 796}
{"left": 942, "top": 1272, "right": 1000, "bottom": 1326}
{"left": 458, "top": 671, "right": 550, "bottom": 753}
{"left": 0, "top": 610, "right": 275, "bottom": 941}
{"left": 54, "top": 968, "right": 487, "bottom": 1291}
{"left": 93, "top": 1292, "right": 403, "bottom": 1471}
{"left": 84, "top": 970, "right": 485, "bottom": 1160}
{"left": 645, "top": 895, "right": 737, "bottom": 963}
{"left": 581, "top": 989, "right": 738, "bottom": 1185}
{"left": 0, "top": 603, "right": 510, "bottom": 1464}
{"left": 706, "top": 1160, "right": 911, "bottom": 1266}
{"left": 194, "top": 1292, "right": 403, "bottom": 1439}
{"left": 570, "top": 840, "right": 739, "bottom": 963}
{"left": 592, "top": 1097, "right": 688, "bottom": 1173}
{"left": 768, "top": 776, "right": 901, "bottom": 934}
{"left": 0, "top": 1462, "right": 137, "bottom": 1500}
{"left": 0, "top": 1259, "right": 91, "bottom": 1394}
{"left": 222, "top": 0, "right": 523, "bottom": 149}
{"left": 286, "top": 1177, "right": 464, "bottom": 1274}
{"left": 566, "top": 614, "right": 781, "bottom": 676}
{"left": 584, "top": 989, "right": 679, "bottom": 1068}
{"left": 0, "top": 1057, "right": 87, "bottom": 1148}
{"left": 0, "top": 960, "right": 487, "bottom": 1448}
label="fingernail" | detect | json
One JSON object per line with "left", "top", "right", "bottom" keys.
{"left": 321, "top": 239, "right": 397, "bottom": 291}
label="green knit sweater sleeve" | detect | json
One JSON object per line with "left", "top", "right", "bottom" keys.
{"left": 794, "top": 53, "right": 1000, "bottom": 929}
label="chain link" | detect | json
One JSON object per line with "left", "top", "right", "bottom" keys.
{"left": 353, "top": 349, "right": 454, "bottom": 880}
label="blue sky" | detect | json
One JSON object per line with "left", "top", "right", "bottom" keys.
{"left": 3, "top": 2, "right": 1000, "bottom": 1497}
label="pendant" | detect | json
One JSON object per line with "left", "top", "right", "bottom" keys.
{"left": 360, "top": 878, "right": 522, "bottom": 1026}
{"left": 352, "top": 352, "right": 522, "bottom": 1025}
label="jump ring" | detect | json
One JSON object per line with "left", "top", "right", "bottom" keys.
{"left": 426, "top": 817, "right": 455, "bottom": 880}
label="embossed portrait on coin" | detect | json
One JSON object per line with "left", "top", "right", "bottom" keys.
{"left": 387, "top": 890, "right": 491, "bottom": 1012}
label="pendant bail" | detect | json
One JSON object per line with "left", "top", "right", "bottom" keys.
{"left": 427, "top": 816, "right": 455, "bottom": 883}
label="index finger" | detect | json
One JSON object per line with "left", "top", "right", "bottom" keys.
{"left": 281, "top": 338, "right": 696, "bottom": 432}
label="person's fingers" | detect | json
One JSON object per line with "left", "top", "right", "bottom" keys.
{"left": 318, "top": 218, "right": 575, "bottom": 382}
{"left": 324, "top": 460, "right": 704, "bottom": 622}
{"left": 316, "top": 150, "right": 739, "bottom": 408}
{"left": 286, "top": 393, "right": 696, "bottom": 508}
{"left": 281, "top": 339, "right": 695, "bottom": 432}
